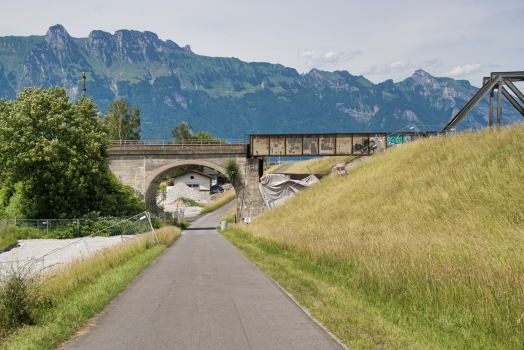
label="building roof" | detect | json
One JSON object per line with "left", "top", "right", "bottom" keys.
{"left": 203, "top": 167, "right": 219, "bottom": 175}
{"left": 173, "top": 170, "right": 214, "bottom": 179}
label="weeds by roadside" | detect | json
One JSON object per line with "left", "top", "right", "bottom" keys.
{"left": 200, "top": 189, "right": 236, "bottom": 215}
{"left": 176, "top": 197, "right": 203, "bottom": 207}
{"left": 220, "top": 204, "right": 237, "bottom": 224}
{"left": 0, "top": 226, "right": 180, "bottom": 347}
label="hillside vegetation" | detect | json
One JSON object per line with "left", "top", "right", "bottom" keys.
{"left": 224, "top": 124, "right": 524, "bottom": 349}
{"left": 1, "top": 25, "right": 521, "bottom": 139}
{"left": 285, "top": 156, "right": 357, "bottom": 174}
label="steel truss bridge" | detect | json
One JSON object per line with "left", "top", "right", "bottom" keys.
{"left": 443, "top": 71, "right": 524, "bottom": 131}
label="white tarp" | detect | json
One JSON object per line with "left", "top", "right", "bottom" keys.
{"left": 258, "top": 173, "right": 319, "bottom": 208}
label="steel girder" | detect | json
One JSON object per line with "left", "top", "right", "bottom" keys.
{"left": 442, "top": 71, "right": 524, "bottom": 131}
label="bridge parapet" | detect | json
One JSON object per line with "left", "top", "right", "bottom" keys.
{"left": 108, "top": 144, "right": 247, "bottom": 155}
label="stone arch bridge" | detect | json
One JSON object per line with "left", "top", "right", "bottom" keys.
{"left": 107, "top": 141, "right": 265, "bottom": 219}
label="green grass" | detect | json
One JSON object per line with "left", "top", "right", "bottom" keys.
{"left": 176, "top": 197, "right": 203, "bottom": 207}
{"left": 1, "top": 248, "right": 164, "bottom": 350}
{"left": 0, "top": 230, "right": 17, "bottom": 251}
{"left": 0, "top": 227, "right": 180, "bottom": 348}
{"left": 222, "top": 228, "right": 431, "bottom": 349}
{"left": 222, "top": 124, "right": 524, "bottom": 349}
{"left": 200, "top": 189, "right": 236, "bottom": 215}
{"left": 264, "top": 162, "right": 290, "bottom": 174}
{"left": 221, "top": 204, "right": 237, "bottom": 224}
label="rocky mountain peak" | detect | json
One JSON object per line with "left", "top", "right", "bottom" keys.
{"left": 411, "top": 69, "right": 435, "bottom": 85}
{"left": 45, "top": 24, "right": 72, "bottom": 46}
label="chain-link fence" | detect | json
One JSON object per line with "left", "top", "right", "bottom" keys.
{"left": 0, "top": 212, "right": 158, "bottom": 275}
{"left": 0, "top": 215, "right": 135, "bottom": 240}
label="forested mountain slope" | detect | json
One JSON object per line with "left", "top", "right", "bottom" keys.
{"left": 0, "top": 25, "right": 519, "bottom": 138}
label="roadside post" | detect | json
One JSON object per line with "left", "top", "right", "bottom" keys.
{"left": 175, "top": 201, "right": 180, "bottom": 224}
{"left": 336, "top": 162, "right": 345, "bottom": 176}
{"left": 244, "top": 217, "right": 251, "bottom": 231}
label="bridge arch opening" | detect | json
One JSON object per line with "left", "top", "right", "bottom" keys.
{"left": 143, "top": 159, "right": 236, "bottom": 213}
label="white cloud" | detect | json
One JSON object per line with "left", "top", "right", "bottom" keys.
{"left": 364, "top": 60, "right": 415, "bottom": 75}
{"left": 442, "top": 63, "right": 497, "bottom": 77}
{"left": 298, "top": 50, "right": 363, "bottom": 69}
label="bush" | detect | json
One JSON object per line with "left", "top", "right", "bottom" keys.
{"left": 167, "top": 178, "right": 174, "bottom": 186}
{"left": 0, "top": 263, "right": 50, "bottom": 334}
{"left": 225, "top": 158, "right": 239, "bottom": 183}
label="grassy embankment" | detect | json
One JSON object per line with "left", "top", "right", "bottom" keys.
{"left": 200, "top": 188, "right": 236, "bottom": 215}
{"left": 0, "top": 226, "right": 180, "bottom": 349}
{"left": 264, "top": 162, "right": 291, "bottom": 174}
{"left": 222, "top": 124, "right": 524, "bottom": 349}
{"left": 285, "top": 155, "right": 358, "bottom": 175}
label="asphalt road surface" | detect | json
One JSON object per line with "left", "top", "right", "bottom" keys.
{"left": 275, "top": 162, "right": 293, "bottom": 173}
{"left": 64, "top": 200, "right": 344, "bottom": 350}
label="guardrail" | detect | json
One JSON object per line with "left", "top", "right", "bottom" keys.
{"left": 109, "top": 139, "right": 246, "bottom": 146}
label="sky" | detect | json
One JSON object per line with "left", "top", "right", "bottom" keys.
{"left": 1, "top": 0, "right": 523, "bottom": 87}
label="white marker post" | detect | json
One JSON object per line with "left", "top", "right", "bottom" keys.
{"left": 244, "top": 217, "right": 251, "bottom": 231}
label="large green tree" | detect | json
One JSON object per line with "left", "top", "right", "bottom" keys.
{"left": 0, "top": 87, "right": 145, "bottom": 219}
{"left": 171, "top": 122, "right": 193, "bottom": 141}
{"left": 103, "top": 98, "right": 141, "bottom": 142}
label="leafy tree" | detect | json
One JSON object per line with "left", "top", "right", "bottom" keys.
{"left": 103, "top": 98, "right": 141, "bottom": 142}
{"left": 192, "top": 131, "right": 223, "bottom": 144}
{"left": 171, "top": 122, "right": 193, "bottom": 141}
{"left": 0, "top": 87, "right": 145, "bottom": 219}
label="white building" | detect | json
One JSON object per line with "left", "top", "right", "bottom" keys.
{"left": 172, "top": 170, "right": 213, "bottom": 195}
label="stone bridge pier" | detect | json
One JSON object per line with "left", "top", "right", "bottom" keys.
{"left": 107, "top": 144, "right": 265, "bottom": 219}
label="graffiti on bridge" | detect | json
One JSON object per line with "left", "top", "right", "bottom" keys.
{"left": 387, "top": 134, "right": 418, "bottom": 147}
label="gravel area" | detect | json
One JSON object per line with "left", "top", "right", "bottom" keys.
{"left": 158, "top": 182, "right": 213, "bottom": 217}
{"left": 0, "top": 235, "right": 139, "bottom": 269}
{"left": 159, "top": 183, "right": 212, "bottom": 206}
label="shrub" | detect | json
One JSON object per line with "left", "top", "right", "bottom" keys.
{"left": 0, "top": 262, "right": 50, "bottom": 334}
{"left": 167, "top": 178, "right": 174, "bottom": 186}
{"left": 225, "top": 158, "right": 239, "bottom": 183}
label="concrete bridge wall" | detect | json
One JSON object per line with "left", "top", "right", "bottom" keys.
{"left": 107, "top": 145, "right": 265, "bottom": 219}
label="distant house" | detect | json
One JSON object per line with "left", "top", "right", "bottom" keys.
{"left": 171, "top": 170, "right": 213, "bottom": 195}
{"left": 203, "top": 167, "right": 219, "bottom": 185}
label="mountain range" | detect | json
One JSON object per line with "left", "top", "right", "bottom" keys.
{"left": 0, "top": 24, "right": 519, "bottom": 139}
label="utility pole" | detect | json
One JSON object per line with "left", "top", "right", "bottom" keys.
{"left": 82, "top": 72, "right": 86, "bottom": 96}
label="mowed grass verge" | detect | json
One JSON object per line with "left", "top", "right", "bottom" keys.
{"left": 222, "top": 124, "right": 524, "bottom": 349}
{"left": 0, "top": 226, "right": 180, "bottom": 350}
{"left": 200, "top": 188, "right": 236, "bottom": 215}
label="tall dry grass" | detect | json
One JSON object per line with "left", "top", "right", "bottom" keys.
{"left": 200, "top": 188, "right": 236, "bottom": 214}
{"left": 43, "top": 226, "right": 180, "bottom": 300}
{"left": 221, "top": 204, "right": 237, "bottom": 223}
{"left": 242, "top": 124, "right": 524, "bottom": 347}
{"left": 285, "top": 156, "right": 356, "bottom": 174}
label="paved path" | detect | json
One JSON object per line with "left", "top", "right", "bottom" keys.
{"left": 65, "top": 201, "right": 344, "bottom": 350}
{"left": 275, "top": 162, "right": 293, "bottom": 173}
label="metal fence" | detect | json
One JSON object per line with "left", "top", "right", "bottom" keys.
{"left": 0, "top": 212, "right": 158, "bottom": 276}
{"left": 0, "top": 215, "right": 134, "bottom": 239}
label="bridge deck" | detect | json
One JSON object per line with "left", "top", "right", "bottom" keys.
{"left": 108, "top": 144, "right": 247, "bottom": 155}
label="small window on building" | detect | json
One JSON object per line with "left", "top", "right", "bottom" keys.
{"left": 190, "top": 175, "right": 195, "bottom": 180}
